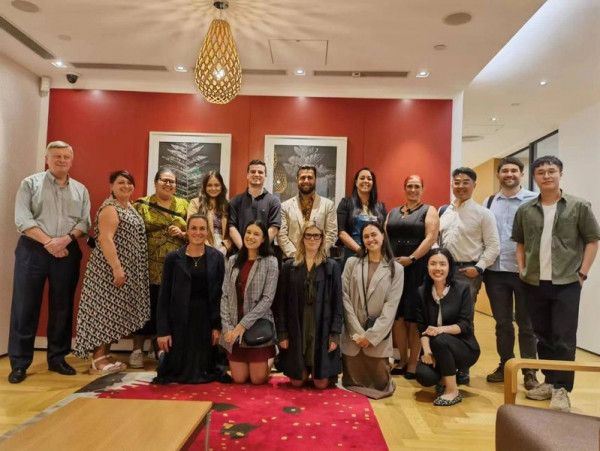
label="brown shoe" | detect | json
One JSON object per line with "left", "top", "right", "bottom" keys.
{"left": 486, "top": 365, "right": 504, "bottom": 383}
{"left": 524, "top": 371, "right": 539, "bottom": 390}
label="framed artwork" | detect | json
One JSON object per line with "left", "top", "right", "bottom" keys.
{"left": 264, "top": 135, "right": 347, "bottom": 206}
{"left": 147, "top": 132, "right": 231, "bottom": 201}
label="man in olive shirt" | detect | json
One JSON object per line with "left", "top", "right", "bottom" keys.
{"left": 8, "top": 141, "right": 91, "bottom": 384}
{"left": 512, "top": 155, "right": 600, "bottom": 411}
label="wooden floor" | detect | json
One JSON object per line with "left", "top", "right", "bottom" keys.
{"left": 1, "top": 313, "right": 599, "bottom": 450}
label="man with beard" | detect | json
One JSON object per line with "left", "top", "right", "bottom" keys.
{"left": 229, "top": 159, "right": 281, "bottom": 250}
{"left": 482, "top": 157, "right": 539, "bottom": 389}
{"left": 278, "top": 165, "right": 337, "bottom": 258}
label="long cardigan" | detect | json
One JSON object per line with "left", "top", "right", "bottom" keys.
{"left": 275, "top": 258, "right": 344, "bottom": 380}
{"left": 415, "top": 281, "right": 480, "bottom": 354}
{"left": 156, "top": 245, "right": 225, "bottom": 337}
{"left": 341, "top": 256, "right": 404, "bottom": 358}
{"left": 219, "top": 254, "right": 279, "bottom": 351}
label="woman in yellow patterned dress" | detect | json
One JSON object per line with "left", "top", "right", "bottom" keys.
{"left": 131, "top": 168, "right": 189, "bottom": 368}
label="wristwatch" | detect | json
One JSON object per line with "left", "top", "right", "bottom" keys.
{"left": 475, "top": 266, "right": 484, "bottom": 276}
{"left": 578, "top": 271, "right": 588, "bottom": 281}
{"left": 409, "top": 255, "right": 417, "bottom": 263}
{"left": 68, "top": 232, "right": 77, "bottom": 242}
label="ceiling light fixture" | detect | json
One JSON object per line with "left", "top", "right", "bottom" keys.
{"left": 194, "top": 0, "right": 242, "bottom": 104}
{"left": 174, "top": 65, "right": 188, "bottom": 72}
{"left": 433, "top": 44, "right": 447, "bottom": 51}
{"left": 51, "top": 60, "right": 67, "bottom": 68}
{"left": 539, "top": 80, "right": 548, "bottom": 86}
{"left": 490, "top": 117, "right": 498, "bottom": 122}
{"left": 416, "top": 70, "right": 430, "bottom": 78}
{"left": 294, "top": 68, "right": 306, "bottom": 76}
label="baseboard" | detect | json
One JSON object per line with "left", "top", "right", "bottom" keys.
{"left": 33, "top": 337, "right": 151, "bottom": 352}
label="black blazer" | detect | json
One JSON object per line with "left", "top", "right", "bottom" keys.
{"left": 415, "top": 281, "right": 480, "bottom": 353}
{"left": 336, "top": 197, "right": 387, "bottom": 236}
{"left": 156, "top": 245, "right": 225, "bottom": 336}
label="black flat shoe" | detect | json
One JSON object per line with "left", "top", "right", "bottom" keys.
{"left": 48, "top": 361, "right": 76, "bottom": 376}
{"left": 404, "top": 372, "right": 416, "bottom": 380}
{"left": 391, "top": 366, "right": 407, "bottom": 376}
{"left": 433, "top": 393, "right": 462, "bottom": 406}
{"left": 8, "top": 368, "right": 26, "bottom": 384}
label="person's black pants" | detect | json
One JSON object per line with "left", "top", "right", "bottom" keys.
{"left": 8, "top": 236, "right": 82, "bottom": 370}
{"left": 416, "top": 334, "right": 480, "bottom": 387}
{"left": 484, "top": 271, "right": 537, "bottom": 369}
{"left": 523, "top": 281, "right": 581, "bottom": 391}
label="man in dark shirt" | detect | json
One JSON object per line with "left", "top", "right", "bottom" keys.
{"left": 229, "top": 159, "right": 281, "bottom": 250}
{"left": 512, "top": 155, "right": 600, "bottom": 412}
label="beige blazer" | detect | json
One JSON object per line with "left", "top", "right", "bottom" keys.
{"left": 277, "top": 193, "right": 337, "bottom": 258}
{"left": 187, "top": 197, "right": 230, "bottom": 250}
{"left": 341, "top": 256, "right": 404, "bottom": 358}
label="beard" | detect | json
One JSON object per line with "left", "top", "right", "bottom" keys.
{"left": 299, "top": 184, "right": 315, "bottom": 195}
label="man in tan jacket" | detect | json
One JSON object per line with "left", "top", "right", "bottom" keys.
{"left": 278, "top": 165, "right": 337, "bottom": 258}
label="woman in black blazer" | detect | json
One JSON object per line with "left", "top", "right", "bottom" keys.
{"left": 153, "top": 214, "right": 230, "bottom": 384}
{"left": 415, "top": 248, "right": 480, "bottom": 406}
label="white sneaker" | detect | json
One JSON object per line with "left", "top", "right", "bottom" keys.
{"left": 128, "top": 349, "right": 144, "bottom": 369}
{"left": 549, "top": 388, "right": 571, "bottom": 412}
{"left": 525, "top": 382, "right": 553, "bottom": 400}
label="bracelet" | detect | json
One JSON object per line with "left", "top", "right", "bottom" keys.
{"left": 578, "top": 271, "right": 588, "bottom": 281}
{"left": 68, "top": 232, "right": 77, "bottom": 242}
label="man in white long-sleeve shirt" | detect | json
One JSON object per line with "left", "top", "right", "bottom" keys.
{"left": 439, "top": 167, "right": 500, "bottom": 384}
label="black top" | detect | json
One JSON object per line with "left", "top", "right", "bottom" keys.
{"left": 386, "top": 204, "right": 429, "bottom": 256}
{"left": 336, "top": 197, "right": 387, "bottom": 239}
{"left": 229, "top": 188, "right": 281, "bottom": 240}
{"left": 415, "top": 281, "right": 480, "bottom": 353}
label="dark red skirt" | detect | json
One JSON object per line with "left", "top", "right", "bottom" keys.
{"left": 227, "top": 344, "right": 276, "bottom": 363}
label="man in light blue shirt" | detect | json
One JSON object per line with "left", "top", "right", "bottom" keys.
{"left": 483, "top": 156, "right": 538, "bottom": 388}
{"left": 8, "top": 141, "right": 90, "bottom": 384}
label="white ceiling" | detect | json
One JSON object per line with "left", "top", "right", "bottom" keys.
{"left": 2, "top": 0, "right": 597, "bottom": 167}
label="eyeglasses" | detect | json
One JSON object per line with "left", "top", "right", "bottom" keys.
{"left": 304, "top": 233, "right": 323, "bottom": 240}
{"left": 158, "top": 178, "right": 176, "bottom": 185}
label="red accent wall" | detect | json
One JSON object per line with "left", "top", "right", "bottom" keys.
{"left": 39, "top": 89, "right": 452, "bottom": 336}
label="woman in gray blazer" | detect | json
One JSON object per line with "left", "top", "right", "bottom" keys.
{"left": 220, "top": 220, "right": 278, "bottom": 384}
{"left": 341, "top": 222, "right": 404, "bottom": 399}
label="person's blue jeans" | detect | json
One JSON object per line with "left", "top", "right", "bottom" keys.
{"left": 9, "top": 236, "right": 82, "bottom": 370}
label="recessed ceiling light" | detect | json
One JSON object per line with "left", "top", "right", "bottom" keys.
{"left": 57, "top": 34, "right": 72, "bottom": 41}
{"left": 433, "top": 44, "right": 447, "bottom": 51}
{"left": 539, "top": 80, "right": 548, "bottom": 86}
{"left": 511, "top": 102, "right": 521, "bottom": 107}
{"left": 443, "top": 12, "right": 472, "bottom": 26}
{"left": 416, "top": 70, "right": 430, "bottom": 78}
{"left": 174, "top": 65, "right": 188, "bottom": 72}
{"left": 294, "top": 68, "right": 306, "bottom": 76}
{"left": 490, "top": 117, "right": 498, "bottom": 122}
{"left": 51, "top": 60, "right": 67, "bottom": 68}
{"left": 11, "top": 0, "right": 39, "bottom": 13}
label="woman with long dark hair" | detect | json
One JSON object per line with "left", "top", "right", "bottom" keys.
{"left": 337, "top": 168, "right": 387, "bottom": 265}
{"left": 276, "top": 221, "right": 343, "bottom": 388}
{"left": 385, "top": 174, "right": 439, "bottom": 378}
{"left": 153, "top": 214, "right": 230, "bottom": 384}
{"left": 415, "top": 248, "right": 480, "bottom": 406}
{"left": 341, "top": 222, "right": 404, "bottom": 399}
{"left": 220, "top": 220, "right": 278, "bottom": 384}
{"left": 187, "top": 171, "right": 231, "bottom": 255}
{"left": 74, "top": 170, "right": 150, "bottom": 373}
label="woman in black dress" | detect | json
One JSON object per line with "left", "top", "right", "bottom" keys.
{"left": 385, "top": 175, "right": 439, "bottom": 378}
{"left": 276, "top": 221, "right": 343, "bottom": 389}
{"left": 153, "top": 214, "right": 229, "bottom": 384}
{"left": 415, "top": 248, "right": 480, "bottom": 406}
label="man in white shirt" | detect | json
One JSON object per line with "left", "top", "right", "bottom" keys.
{"left": 277, "top": 165, "right": 337, "bottom": 258}
{"left": 439, "top": 167, "right": 500, "bottom": 384}
{"left": 482, "top": 157, "right": 538, "bottom": 389}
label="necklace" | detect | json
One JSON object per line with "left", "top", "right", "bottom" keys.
{"left": 186, "top": 252, "right": 204, "bottom": 267}
{"left": 403, "top": 203, "right": 422, "bottom": 215}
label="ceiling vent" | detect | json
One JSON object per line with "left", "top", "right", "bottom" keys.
{"left": 0, "top": 15, "right": 54, "bottom": 59}
{"left": 313, "top": 71, "right": 409, "bottom": 78}
{"left": 70, "top": 62, "right": 168, "bottom": 71}
{"left": 462, "top": 135, "right": 484, "bottom": 142}
{"left": 242, "top": 69, "right": 287, "bottom": 76}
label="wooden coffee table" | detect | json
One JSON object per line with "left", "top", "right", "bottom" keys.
{"left": 0, "top": 398, "right": 212, "bottom": 450}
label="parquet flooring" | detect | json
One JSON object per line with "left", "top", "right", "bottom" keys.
{"left": 1, "top": 313, "right": 599, "bottom": 450}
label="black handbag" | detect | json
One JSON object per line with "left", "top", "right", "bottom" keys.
{"left": 242, "top": 318, "right": 273, "bottom": 346}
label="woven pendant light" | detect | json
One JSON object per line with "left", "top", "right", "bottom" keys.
{"left": 194, "top": 1, "right": 242, "bottom": 104}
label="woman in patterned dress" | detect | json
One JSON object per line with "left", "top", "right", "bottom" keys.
{"left": 187, "top": 171, "right": 231, "bottom": 256}
{"left": 74, "top": 170, "right": 150, "bottom": 373}
{"left": 131, "top": 168, "right": 189, "bottom": 369}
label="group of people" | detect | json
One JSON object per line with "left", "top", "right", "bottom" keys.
{"left": 7, "top": 141, "right": 599, "bottom": 411}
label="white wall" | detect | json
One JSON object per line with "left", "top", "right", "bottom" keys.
{"left": 559, "top": 100, "right": 600, "bottom": 354}
{"left": 0, "top": 54, "right": 45, "bottom": 355}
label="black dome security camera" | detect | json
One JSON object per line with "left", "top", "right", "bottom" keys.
{"left": 66, "top": 73, "right": 79, "bottom": 84}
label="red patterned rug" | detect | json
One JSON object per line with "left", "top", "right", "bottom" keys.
{"left": 94, "top": 374, "right": 388, "bottom": 450}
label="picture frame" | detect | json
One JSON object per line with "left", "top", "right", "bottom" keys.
{"left": 147, "top": 132, "right": 231, "bottom": 201}
{"left": 264, "top": 135, "right": 347, "bottom": 206}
